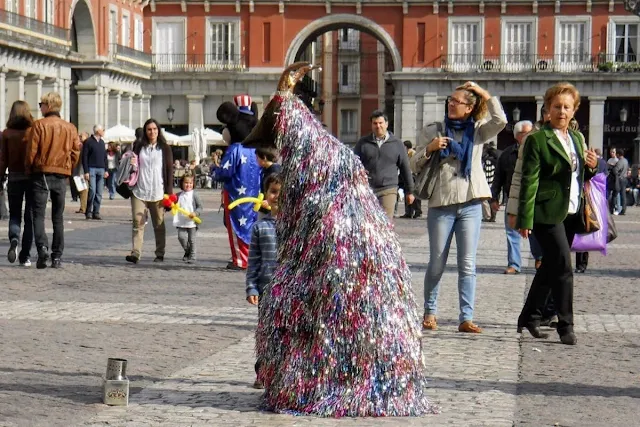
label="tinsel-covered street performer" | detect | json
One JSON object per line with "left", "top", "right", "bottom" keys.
{"left": 213, "top": 95, "right": 261, "bottom": 270}
{"left": 242, "top": 63, "right": 438, "bottom": 417}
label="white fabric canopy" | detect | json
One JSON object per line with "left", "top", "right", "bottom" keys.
{"left": 162, "top": 129, "right": 182, "bottom": 143}
{"left": 103, "top": 124, "right": 136, "bottom": 143}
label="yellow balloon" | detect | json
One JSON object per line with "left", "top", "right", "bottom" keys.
{"left": 228, "top": 193, "right": 269, "bottom": 212}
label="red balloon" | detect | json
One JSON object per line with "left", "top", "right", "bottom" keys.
{"left": 162, "top": 198, "right": 172, "bottom": 208}
{"left": 169, "top": 194, "right": 178, "bottom": 203}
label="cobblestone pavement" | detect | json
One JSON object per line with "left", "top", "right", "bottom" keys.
{"left": 0, "top": 191, "right": 638, "bottom": 427}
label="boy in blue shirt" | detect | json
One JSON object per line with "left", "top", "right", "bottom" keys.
{"left": 246, "top": 173, "right": 281, "bottom": 388}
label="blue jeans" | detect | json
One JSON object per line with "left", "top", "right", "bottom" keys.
{"left": 106, "top": 168, "right": 117, "bottom": 198}
{"left": 505, "top": 209, "right": 543, "bottom": 271}
{"left": 87, "top": 167, "right": 105, "bottom": 216}
{"left": 424, "top": 200, "right": 482, "bottom": 323}
{"left": 7, "top": 179, "right": 33, "bottom": 262}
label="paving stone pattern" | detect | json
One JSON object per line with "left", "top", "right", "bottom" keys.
{"left": 0, "top": 193, "right": 638, "bottom": 427}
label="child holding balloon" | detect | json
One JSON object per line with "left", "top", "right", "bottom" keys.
{"left": 171, "top": 174, "right": 203, "bottom": 263}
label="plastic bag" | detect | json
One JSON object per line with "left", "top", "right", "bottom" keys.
{"left": 571, "top": 173, "right": 608, "bottom": 254}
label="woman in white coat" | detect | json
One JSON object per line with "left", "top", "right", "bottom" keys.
{"left": 417, "top": 82, "right": 507, "bottom": 333}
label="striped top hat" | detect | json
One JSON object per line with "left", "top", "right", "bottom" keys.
{"left": 233, "top": 94, "right": 253, "bottom": 115}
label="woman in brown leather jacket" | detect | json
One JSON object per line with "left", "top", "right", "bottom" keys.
{"left": 0, "top": 100, "right": 35, "bottom": 266}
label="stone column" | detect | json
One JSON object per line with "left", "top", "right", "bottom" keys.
{"left": 535, "top": 95, "right": 544, "bottom": 121}
{"left": 141, "top": 95, "right": 151, "bottom": 125}
{"left": 588, "top": 96, "right": 606, "bottom": 153}
{"left": 98, "top": 87, "right": 105, "bottom": 127}
{"left": 187, "top": 95, "right": 205, "bottom": 134}
{"left": 109, "top": 91, "right": 122, "bottom": 126}
{"left": 124, "top": 93, "right": 134, "bottom": 129}
{"left": 63, "top": 79, "right": 71, "bottom": 121}
{"left": 394, "top": 94, "right": 402, "bottom": 140}
{"left": 35, "top": 78, "right": 43, "bottom": 119}
{"left": 0, "top": 71, "right": 6, "bottom": 131}
{"left": 76, "top": 88, "right": 100, "bottom": 135}
{"left": 400, "top": 95, "right": 417, "bottom": 144}
{"left": 131, "top": 95, "right": 142, "bottom": 129}
{"left": 52, "top": 79, "right": 59, "bottom": 94}
{"left": 17, "top": 73, "right": 26, "bottom": 100}
{"left": 103, "top": 88, "right": 110, "bottom": 128}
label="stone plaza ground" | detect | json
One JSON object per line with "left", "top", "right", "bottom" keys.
{"left": 0, "top": 190, "right": 638, "bottom": 427}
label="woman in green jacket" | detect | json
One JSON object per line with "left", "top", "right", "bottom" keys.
{"left": 516, "top": 82, "right": 597, "bottom": 345}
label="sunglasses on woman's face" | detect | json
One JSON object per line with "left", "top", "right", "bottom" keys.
{"left": 447, "top": 96, "right": 470, "bottom": 106}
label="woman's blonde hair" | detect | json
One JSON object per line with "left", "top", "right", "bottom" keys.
{"left": 40, "top": 92, "right": 62, "bottom": 113}
{"left": 454, "top": 85, "right": 488, "bottom": 121}
{"left": 543, "top": 82, "right": 581, "bottom": 111}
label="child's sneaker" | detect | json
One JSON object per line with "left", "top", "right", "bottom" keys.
{"left": 252, "top": 378, "right": 264, "bottom": 389}
{"left": 20, "top": 257, "right": 32, "bottom": 267}
{"left": 182, "top": 251, "right": 189, "bottom": 262}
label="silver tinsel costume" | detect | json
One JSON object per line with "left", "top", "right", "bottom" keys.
{"left": 243, "top": 62, "right": 438, "bottom": 418}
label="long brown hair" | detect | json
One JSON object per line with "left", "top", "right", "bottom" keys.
{"left": 6, "top": 100, "right": 34, "bottom": 130}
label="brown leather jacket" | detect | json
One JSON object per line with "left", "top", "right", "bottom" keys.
{"left": 0, "top": 127, "right": 30, "bottom": 178}
{"left": 25, "top": 112, "right": 80, "bottom": 176}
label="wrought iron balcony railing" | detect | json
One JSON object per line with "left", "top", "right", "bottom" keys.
{"left": 0, "top": 9, "right": 69, "bottom": 52}
{"left": 439, "top": 53, "right": 598, "bottom": 73}
{"left": 151, "top": 53, "right": 245, "bottom": 72}
{"left": 110, "top": 43, "right": 152, "bottom": 70}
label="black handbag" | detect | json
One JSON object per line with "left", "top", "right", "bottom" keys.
{"left": 413, "top": 122, "right": 444, "bottom": 200}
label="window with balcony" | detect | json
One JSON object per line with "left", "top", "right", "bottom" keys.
{"left": 340, "top": 109, "right": 359, "bottom": 143}
{"left": 43, "top": 0, "right": 53, "bottom": 25}
{"left": 614, "top": 23, "right": 638, "bottom": 63}
{"left": 153, "top": 19, "right": 186, "bottom": 70}
{"left": 339, "top": 62, "right": 359, "bottom": 94}
{"left": 134, "top": 17, "right": 143, "bottom": 51}
{"left": 448, "top": 18, "right": 483, "bottom": 71}
{"left": 4, "top": 0, "right": 17, "bottom": 13}
{"left": 555, "top": 17, "right": 591, "bottom": 70}
{"left": 25, "top": 0, "right": 37, "bottom": 18}
{"left": 339, "top": 28, "right": 359, "bottom": 50}
{"left": 121, "top": 13, "right": 130, "bottom": 48}
{"left": 502, "top": 19, "right": 535, "bottom": 70}
{"left": 109, "top": 8, "right": 118, "bottom": 46}
{"left": 208, "top": 19, "right": 240, "bottom": 67}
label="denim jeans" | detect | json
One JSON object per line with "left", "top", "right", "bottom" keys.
{"left": 505, "top": 209, "right": 543, "bottom": 271}
{"left": 87, "top": 167, "right": 105, "bottom": 216}
{"left": 106, "top": 168, "right": 117, "bottom": 198}
{"left": 424, "top": 200, "right": 482, "bottom": 323}
{"left": 7, "top": 179, "right": 34, "bottom": 262}
{"left": 31, "top": 173, "right": 66, "bottom": 259}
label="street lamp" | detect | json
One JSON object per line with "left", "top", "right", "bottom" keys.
{"left": 620, "top": 107, "right": 628, "bottom": 124}
{"left": 512, "top": 106, "right": 521, "bottom": 123}
{"left": 166, "top": 104, "right": 175, "bottom": 124}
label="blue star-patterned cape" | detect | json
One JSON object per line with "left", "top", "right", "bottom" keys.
{"left": 212, "top": 142, "right": 261, "bottom": 244}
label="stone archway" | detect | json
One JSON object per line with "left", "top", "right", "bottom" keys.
{"left": 284, "top": 14, "right": 402, "bottom": 71}
{"left": 70, "top": 0, "right": 96, "bottom": 56}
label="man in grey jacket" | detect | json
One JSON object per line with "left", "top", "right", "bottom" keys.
{"left": 354, "top": 110, "right": 414, "bottom": 220}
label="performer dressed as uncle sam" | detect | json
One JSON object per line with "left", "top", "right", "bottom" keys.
{"left": 212, "top": 94, "right": 261, "bottom": 270}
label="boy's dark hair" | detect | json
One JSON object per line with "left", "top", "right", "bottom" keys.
{"left": 256, "top": 146, "right": 278, "bottom": 162}
{"left": 403, "top": 140, "right": 413, "bottom": 149}
{"left": 264, "top": 173, "right": 282, "bottom": 191}
{"left": 369, "top": 109, "right": 388, "bottom": 122}
{"left": 617, "top": 148, "right": 625, "bottom": 157}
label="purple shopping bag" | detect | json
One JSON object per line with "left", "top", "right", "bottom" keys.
{"left": 571, "top": 173, "right": 608, "bottom": 255}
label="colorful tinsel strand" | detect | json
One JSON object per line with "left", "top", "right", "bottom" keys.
{"left": 255, "top": 93, "right": 439, "bottom": 417}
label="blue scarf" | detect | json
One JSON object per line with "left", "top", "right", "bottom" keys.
{"left": 442, "top": 116, "right": 475, "bottom": 179}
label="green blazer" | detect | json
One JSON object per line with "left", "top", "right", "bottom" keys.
{"left": 516, "top": 125, "right": 595, "bottom": 230}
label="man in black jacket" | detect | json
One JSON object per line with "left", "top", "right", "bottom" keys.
{"left": 82, "top": 124, "right": 108, "bottom": 220}
{"left": 354, "top": 110, "right": 414, "bottom": 220}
